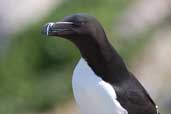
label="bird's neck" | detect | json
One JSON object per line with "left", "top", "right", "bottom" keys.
{"left": 74, "top": 34, "right": 129, "bottom": 83}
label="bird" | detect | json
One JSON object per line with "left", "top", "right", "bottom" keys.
{"left": 42, "top": 13, "right": 160, "bottom": 114}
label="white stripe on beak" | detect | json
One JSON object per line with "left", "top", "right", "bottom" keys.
{"left": 46, "top": 22, "right": 73, "bottom": 36}
{"left": 47, "top": 23, "right": 54, "bottom": 36}
{"left": 55, "top": 22, "right": 73, "bottom": 24}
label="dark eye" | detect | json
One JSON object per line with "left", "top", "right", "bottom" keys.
{"left": 74, "top": 21, "right": 84, "bottom": 27}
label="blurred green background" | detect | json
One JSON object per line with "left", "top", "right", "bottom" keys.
{"left": 0, "top": 0, "right": 170, "bottom": 114}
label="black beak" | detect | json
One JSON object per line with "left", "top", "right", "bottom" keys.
{"left": 41, "top": 22, "right": 74, "bottom": 36}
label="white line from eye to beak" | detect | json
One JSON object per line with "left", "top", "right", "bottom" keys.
{"left": 47, "top": 23, "right": 54, "bottom": 36}
{"left": 55, "top": 22, "right": 73, "bottom": 24}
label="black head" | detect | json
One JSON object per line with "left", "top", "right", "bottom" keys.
{"left": 42, "top": 13, "right": 128, "bottom": 81}
{"left": 42, "top": 13, "right": 107, "bottom": 43}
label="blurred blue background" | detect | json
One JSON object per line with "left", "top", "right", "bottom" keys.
{"left": 0, "top": 0, "right": 170, "bottom": 114}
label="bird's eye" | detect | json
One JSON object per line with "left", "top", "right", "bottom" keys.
{"left": 74, "top": 21, "right": 84, "bottom": 27}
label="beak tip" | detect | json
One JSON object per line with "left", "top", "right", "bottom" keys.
{"left": 41, "top": 23, "right": 54, "bottom": 36}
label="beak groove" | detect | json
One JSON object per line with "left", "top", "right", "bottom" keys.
{"left": 46, "top": 23, "right": 54, "bottom": 36}
{"left": 42, "top": 21, "right": 74, "bottom": 36}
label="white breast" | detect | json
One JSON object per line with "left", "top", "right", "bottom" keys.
{"left": 72, "top": 58, "right": 128, "bottom": 114}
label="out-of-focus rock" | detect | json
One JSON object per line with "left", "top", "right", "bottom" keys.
{"left": 132, "top": 27, "right": 171, "bottom": 114}
{"left": 0, "top": 0, "right": 63, "bottom": 34}
{"left": 117, "top": 0, "right": 171, "bottom": 38}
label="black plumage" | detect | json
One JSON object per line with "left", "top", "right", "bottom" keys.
{"left": 42, "top": 13, "right": 159, "bottom": 114}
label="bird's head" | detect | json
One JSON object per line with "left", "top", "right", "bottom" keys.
{"left": 42, "top": 13, "right": 106, "bottom": 43}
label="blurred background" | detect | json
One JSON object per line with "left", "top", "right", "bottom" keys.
{"left": 0, "top": 0, "right": 170, "bottom": 114}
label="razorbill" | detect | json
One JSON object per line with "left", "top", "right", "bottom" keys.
{"left": 42, "top": 13, "right": 160, "bottom": 114}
